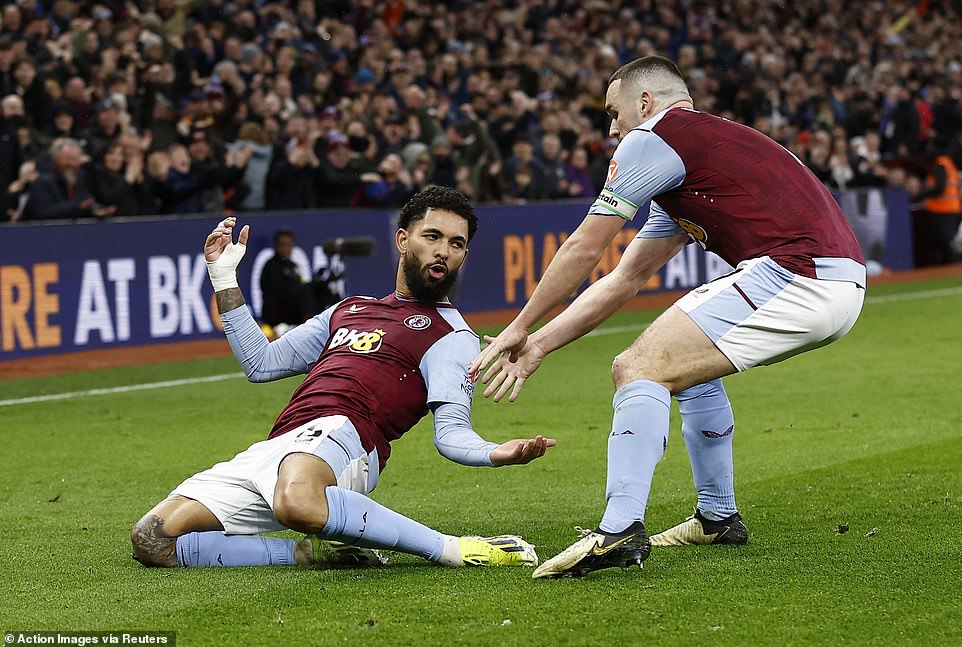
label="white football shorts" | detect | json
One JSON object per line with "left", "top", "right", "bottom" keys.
{"left": 170, "top": 415, "right": 379, "bottom": 535}
{"left": 676, "top": 256, "right": 865, "bottom": 372}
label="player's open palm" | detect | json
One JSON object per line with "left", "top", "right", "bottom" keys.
{"left": 482, "top": 338, "right": 547, "bottom": 403}
{"left": 490, "top": 434, "right": 557, "bottom": 466}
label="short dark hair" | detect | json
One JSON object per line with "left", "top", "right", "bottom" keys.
{"left": 272, "top": 228, "right": 294, "bottom": 246}
{"left": 609, "top": 55, "right": 685, "bottom": 86}
{"left": 398, "top": 185, "right": 478, "bottom": 242}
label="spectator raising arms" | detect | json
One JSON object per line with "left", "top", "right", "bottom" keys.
{"left": 0, "top": 1, "right": 960, "bottom": 221}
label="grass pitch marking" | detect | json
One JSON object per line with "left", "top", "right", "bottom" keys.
{"left": 2, "top": 284, "right": 959, "bottom": 408}
{"left": 0, "top": 373, "right": 244, "bottom": 407}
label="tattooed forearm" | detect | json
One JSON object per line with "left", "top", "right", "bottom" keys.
{"left": 131, "top": 514, "right": 178, "bottom": 567}
{"left": 215, "top": 287, "right": 246, "bottom": 314}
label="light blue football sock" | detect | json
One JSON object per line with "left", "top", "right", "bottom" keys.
{"left": 175, "top": 532, "right": 295, "bottom": 567}
{"left": 676, "top": 379, "right": 737, "bottom": 521}
{"left": 598, "top": 380, "right": 671, "bottom": 533}
{"left": 321, "top": 486, "right": 445, "bottom": 561}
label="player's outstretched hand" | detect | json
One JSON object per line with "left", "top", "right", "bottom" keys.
{"left": 204, "top": 216, "right": 249, "bottom": 262}
{"left": 481, "top": 338, "right": 547, "bottom": 403}
{"left": 490, "top": 434, "right": 557, "bottom": 466}
{"left": 204, "top": 216, "right": 250, "bottom": 292}
{"left": 468, "top": 324, "right": 528, "bottom": 380}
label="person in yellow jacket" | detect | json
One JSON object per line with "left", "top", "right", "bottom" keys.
{"left": 917, "top": 152, "right": 961, "bottom": 264}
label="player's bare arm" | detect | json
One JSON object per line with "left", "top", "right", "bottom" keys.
{"left": 468, "top": 214, "right": 625, "bottom": 375}
{"left": 214, "top": 288, "right": 246, "bottom": 314}
{"left": 482, "top": 233, "right": 688, "bottom": 403}
{"left": 531, "top": 233, "right": 687, "bottom": 355}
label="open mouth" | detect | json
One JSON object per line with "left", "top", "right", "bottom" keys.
{"left": 426, "top": 263, "right": 447, "bottom": 280}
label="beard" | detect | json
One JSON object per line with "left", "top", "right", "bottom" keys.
{"left": 401, "top": 252, "right": 460, "bottom": 303}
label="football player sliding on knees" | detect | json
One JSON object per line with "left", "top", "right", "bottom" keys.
{"left": 131, "top": 186, "right": 554, "bottom": 570}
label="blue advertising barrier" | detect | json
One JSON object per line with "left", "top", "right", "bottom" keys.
{"left": 0, "top": 188, "right": 912, "bottom": 361}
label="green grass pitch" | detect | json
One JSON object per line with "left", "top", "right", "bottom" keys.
{"left": 1, "top": 276, "right": 961, "bottom": 646}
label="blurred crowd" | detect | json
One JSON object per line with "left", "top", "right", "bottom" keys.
{"left": 2, "top": 0, "right": 962, "bottom": 224}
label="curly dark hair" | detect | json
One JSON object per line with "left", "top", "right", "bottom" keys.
{"left": 397, "top": 185, "right": 478, "bottom": 242}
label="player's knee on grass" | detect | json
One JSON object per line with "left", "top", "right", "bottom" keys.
{"left": 273, "top": 484, "right": 330, "bottom": 533}
{"left": 130, "top": 514, "right": 178, "bottom": 567}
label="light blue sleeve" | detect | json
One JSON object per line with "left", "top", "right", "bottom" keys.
{"left": 220, "top": 304, "right": 335, "bottom": 382}
{"left": 588, "top": 128, "right": 686, "bottom": 221}
{"left": 431, "top": 401, "right": 498, "bottom": 467}
{"left": 419, "top": 330, "right": 480, "bottom": 408}
{"left": 637, "top": 200, "right": 684, "bottom": 238}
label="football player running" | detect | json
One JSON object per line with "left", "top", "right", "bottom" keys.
{"left": 132, "top": 185, "right": 553, "bottom": 570}
{"left": 470, "top": 56, "right": 865, "bottom": 578}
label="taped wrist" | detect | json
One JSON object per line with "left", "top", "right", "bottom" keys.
{"left": 206, "top": 244, "right": 245, "bottom": 291}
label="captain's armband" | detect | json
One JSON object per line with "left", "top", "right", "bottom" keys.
{"left": 590, "top": 190, "right": 640, "bottom": 221}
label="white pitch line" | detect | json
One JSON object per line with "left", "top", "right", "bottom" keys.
{"left": 0, "top": 372, "right": 244, "bottom": 407}
{"left": 2, "top": 283, "right": 959, "bottom": 408}
{"left": 864, "top": 285, "right": 962, "bottom": 304}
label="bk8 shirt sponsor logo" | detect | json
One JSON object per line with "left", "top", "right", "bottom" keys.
{"left": 329, "top": 327, "right": 387, "bottom": 354}
{"left": 676, "top": 218, "right": 708, "bottom": 249}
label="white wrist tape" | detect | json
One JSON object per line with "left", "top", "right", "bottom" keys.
{"left": 206, "top": 242, "right": 246, "bottom": 292}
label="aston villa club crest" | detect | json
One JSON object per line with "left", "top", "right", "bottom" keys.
{"left": 404, "top": 314, "right": 431, "bottom": 330}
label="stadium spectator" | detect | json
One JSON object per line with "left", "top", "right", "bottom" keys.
{"left": 428, "top": 135, "right": 457, "bottom": 188}
{"left": 49, "top": 102, "right": 76, "bottom": 139}
{"left": 378, "top": 112, "right": 409, "bottom": 156}
{"left": 827, "top": 134, "right": 857, "bottom": 190}
{"left": 62, "top": 77, "right": 94, "bottom": 133}
{"left": 228, "top": 121, "right": 272, "bottom": 211}
{"left": 444, "top": 104, "right": 491, "bottom": 198}
{"left": 187, "top": 127, "right": 251, "bottom": 213}
{"left": 24, "top": 137, "right": 104, "bottom": 220}
{"left": 259, "top": 228, "right": 321, "bottom": 330}
{"left": 472, "top": 56, "right": 867, "bottom": 579}
{"left": 130, "top": 186, "right": 552, "bottom": 569}
{"left": 851, "top": 132, "right": 888, "bottom": 187}
{"left": 502, "top": 137, "right": 546, "bottom": 202}
{"left": 590, "top": 137, "right": 619, "bottom": 193}
{"left": 147, "top": 93, "right": 180, "bottom": 152}
{"left": 88, "top": 141, "right": 147, "bottom": 218}
{"left": 4, "top": 160, "right": 37, "bottom": 222}
{"left": 353, "top": 152, "right": 415, "bottom": 208}
{"left": 914, "top": 149, "right": 961, "bottom": 265}
{"left": 154, "top": 143, "right": 202, "bottom": 214}
{"left": 564, "top": 147, "right": 596, "bottom": 198}
{"left": 0, "top": 93, "right": 24, "bottom": 193}
{"left": 83, "top": 98, "right": 125, "bottom": 160}
{"left": 539, "top": 132, "right": 569, "bottom": 199}
{"left": 267, "top": 135, "right": 321, "bottom": 210}
{"left": 317, "top": 133, "right": 363, "bottom": 208}
{"left": 0, "top": 40, "right": 14, "bottom": 97}
{"left": 12, "top": 58, "right": 51, "bottom": 131}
